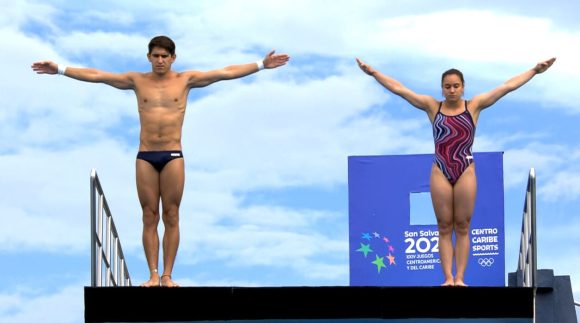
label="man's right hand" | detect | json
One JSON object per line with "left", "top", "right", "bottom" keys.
{"left": 262, "top": 50, "right": 290, "bottom": 69}
{"left": 31, "top": 61, "right": 58, "bottom": 74}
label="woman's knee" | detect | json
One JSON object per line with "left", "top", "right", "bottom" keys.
{"left": 454, "top": 218, "right": 471, "bottom": 236}
{"left": 437, "top": 219, "right": 454, "bottom": 236}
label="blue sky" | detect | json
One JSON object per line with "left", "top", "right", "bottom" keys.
{"left": 1, "top": 0, "right": 580, "bottom": 321}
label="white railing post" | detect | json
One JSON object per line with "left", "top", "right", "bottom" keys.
{"left": 515, "top": 168, "right": 537, "bottom": 322}
{"left": 90, "top": 169, "right": 132, "bottom": 287}
{"left": 517, "top": 168, "right": 537, "bottom": 288}
{"left": 90, "top": 169, "right": 97, "bottom": 287}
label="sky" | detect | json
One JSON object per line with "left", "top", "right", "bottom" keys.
{"left": 1, "top": 0, "right": 580, "bottom": 322}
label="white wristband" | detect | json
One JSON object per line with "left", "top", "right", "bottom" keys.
{"left": 256, "top": 60, "right": 264, "bottom": 71}
{"left": 57, "top": 65, "right": 67, "bottom": 75}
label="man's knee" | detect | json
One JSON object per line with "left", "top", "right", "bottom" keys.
{"left": 162, "top": 207, "right": 180, "bottom": 227}
{"left": 142, "top": 207, "right": 160, "bottom": 227}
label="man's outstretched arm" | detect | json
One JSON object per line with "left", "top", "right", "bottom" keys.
{"left": 187, "top": 50, "right": 290, "bottom": 88}
{"left": 31, "top": 61, "right": 135, "bottom": 90}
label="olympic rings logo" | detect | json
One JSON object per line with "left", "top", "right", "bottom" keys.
{"left": 478, "top": 258, "right": 494, "bottom": 267}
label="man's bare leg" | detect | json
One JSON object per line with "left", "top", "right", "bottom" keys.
{"left": 136, "top": 159, "right": 162, "bottom": 287}
{"left": 159, "top": 158, "right": 184, "bottom": 287}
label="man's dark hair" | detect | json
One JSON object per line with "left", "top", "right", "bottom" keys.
{"left": 441, "top": 68, "right": 465, "bottom": 86}
{"left": 148, "top": 36, "right": 176, "bottom": 55}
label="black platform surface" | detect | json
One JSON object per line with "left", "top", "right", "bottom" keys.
{"left": 85, "top": 286, "right": 533, "bottom": 322}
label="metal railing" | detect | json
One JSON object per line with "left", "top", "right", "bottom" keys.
{"left": 517, "top": 168, "right": 537, "bottom": 288}
{"left": 90, "top": 169, "right": 132, "bottom": 287}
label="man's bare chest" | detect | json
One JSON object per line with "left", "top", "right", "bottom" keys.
{"left": 135, "top": 80, "right": 189, "bottom": 109}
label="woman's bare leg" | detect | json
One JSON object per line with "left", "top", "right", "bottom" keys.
{"left": 430, "top": 164, "right": 455, "bottom": 286}
{"left": 452, "top": 164, "right": 477, "bottom": 286}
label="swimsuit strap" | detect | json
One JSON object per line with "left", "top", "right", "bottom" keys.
{"left": 463, "top": 100, "right": 475, "bottom": 125}
{"left": 438, "top": 100, "right": 468, "bottom": 115}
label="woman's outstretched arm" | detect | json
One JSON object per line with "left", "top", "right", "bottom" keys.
{"left": 471, "top": 57, "right": 556, "bottom": 112}
{"left": 356, "top": 58, "right": 438, "bottom": 116}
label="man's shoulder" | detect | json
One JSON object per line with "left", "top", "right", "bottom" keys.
{"left": 176, "top": 70, "right": 202, "bottom": 77}
{"left": 118, "top": 71, "right": 148, "bottom": 81}
{"left": 129, "top": 71, "right": 150, "bottom": 77}
{"left": 136, "top": 71, "right": 192, "bottom": 83}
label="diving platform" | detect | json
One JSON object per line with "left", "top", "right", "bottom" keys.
{"left": 85, "top": 285, "right": 533, "bottom": 322}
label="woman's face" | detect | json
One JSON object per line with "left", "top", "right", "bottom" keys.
{"left": 442, "top": 74, "right": 464, "bottom": 103}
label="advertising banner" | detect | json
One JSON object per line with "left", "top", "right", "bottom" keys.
{"left": 348, "top": 152, "right": 505, "bottom": 286}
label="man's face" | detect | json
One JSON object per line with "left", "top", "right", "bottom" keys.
{"left": 147, "top": 47, "right": 175, "bottom": 74}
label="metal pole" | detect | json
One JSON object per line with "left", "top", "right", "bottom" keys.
{"left": 90, "top": 169, "right": 97, "bottom": 287}
{"left": 530, "top": 168, "right": 537, "bottom": 288}
{"left": 529, "top": 168, "right": 537, "bottom": 323}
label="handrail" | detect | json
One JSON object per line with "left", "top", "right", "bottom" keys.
{"left": 517, "top": 168, "right": 537, "bottom": 288}
{"left": 90, "top": 169, "right": 132, "bottom": 287}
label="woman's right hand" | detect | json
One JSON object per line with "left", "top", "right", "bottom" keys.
{"left": 356, "top": 58, "right": 376, "bottom": 76}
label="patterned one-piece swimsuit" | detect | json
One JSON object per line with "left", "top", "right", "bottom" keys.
{"left": 432, "top": 100, "right": 476, "bottom": 185}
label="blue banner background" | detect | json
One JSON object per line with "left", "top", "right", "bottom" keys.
{"left": 348, "top": 152, "right": 505, "bottom": 286}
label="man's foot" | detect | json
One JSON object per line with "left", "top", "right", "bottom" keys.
{"left": 140, "top": 269, "right": 160, "bottom": 287}
{"left": 140, "top": 277, "right": 160, "bottom": 287}
{"left": 161, "top": 274, "right": 179, "bottom": 288}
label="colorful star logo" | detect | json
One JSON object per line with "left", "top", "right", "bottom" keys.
{"left": 372, "top": 255, "right": 386, "bottom": 273}
{"left": 354, "top": 231, "right": 397, "bottom": 274}
{"left": 356, "top": 243, "right": 373, "bottom": 258}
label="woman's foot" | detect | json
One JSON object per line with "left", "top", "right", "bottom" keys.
{"left": 454, "top": 279, "right": 468, "bottom": 287}
{"left": 441, "top": 276, "right": 455, "bottom": 287}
